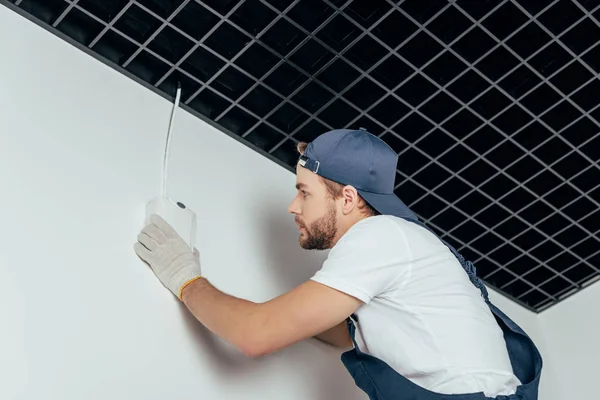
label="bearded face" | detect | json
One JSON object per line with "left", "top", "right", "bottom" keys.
{"left": 296, "top": 200, "right": 338, "bottom": 250}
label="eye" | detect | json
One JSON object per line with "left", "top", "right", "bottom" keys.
{"left": 301, "top": 190, "right": 308, "bottom": 197}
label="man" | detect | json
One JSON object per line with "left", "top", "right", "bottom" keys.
{"left": 134, "top": 129, "right": 542, "bottom": 399}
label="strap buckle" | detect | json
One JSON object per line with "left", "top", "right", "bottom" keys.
{"left": 298, "top": 155, "right": 320, "bottom": 174}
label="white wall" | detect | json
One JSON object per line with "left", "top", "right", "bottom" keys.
{"left": 538, "top": 280, "right": 600, "bottom": 400}
{"left": 0, "top": 5, "right": 577, "bottom": 400}
{"left": 0, "top": 7, "right": 362, "bottom": 400}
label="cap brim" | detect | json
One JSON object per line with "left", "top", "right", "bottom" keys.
{"left": 358, "top": 190, "right": 419, "bottom": 221}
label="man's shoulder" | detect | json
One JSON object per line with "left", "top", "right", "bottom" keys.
{"left": 347, "top": 215, "right": 415, "bottom": 237}
{"left": 337, "top": 215, "right": 449, "bottom": 258}
{"left": 334, "top": 215, "right": 410, "bottom": 252}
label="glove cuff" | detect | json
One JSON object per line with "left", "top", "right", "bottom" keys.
{"left": 178, "top": 276, "right": 203, "bottom": 300}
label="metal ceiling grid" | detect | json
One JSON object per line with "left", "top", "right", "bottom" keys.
{"left": 2, "top": 0, "right": 599, "bottom": 312}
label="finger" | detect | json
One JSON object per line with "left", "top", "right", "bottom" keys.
{"left": 137, "top": 232, "right": 158, "bottom": 251}
{"left": 150, "top": 214, "right": 180, "bottom": 239}
{"left": 141, "top": 223, "right": 168, "bottom": 244}
{"left": 134, "top": 242, "right": 152, "bottom": 262}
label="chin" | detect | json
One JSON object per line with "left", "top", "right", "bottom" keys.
{"left": 298, "top": 238, "right": 310, "bottom": 250}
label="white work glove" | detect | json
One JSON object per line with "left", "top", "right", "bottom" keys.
{"left": 134, "top": 214, "right": 202, "bottom": 300}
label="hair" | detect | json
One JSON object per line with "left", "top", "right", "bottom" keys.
{"left": 297, "top": 142, "right": 380, "bottom": 217}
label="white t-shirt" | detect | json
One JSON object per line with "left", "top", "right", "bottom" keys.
{"left": 310, "top": 215, "right": 521, "bottom": 397}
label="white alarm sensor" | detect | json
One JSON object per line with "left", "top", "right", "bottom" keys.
{"left": 145, "top": 196, "right": 196, "bottom": 250}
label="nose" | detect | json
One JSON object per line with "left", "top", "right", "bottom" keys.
{"left": 288, "top": 195, "right": 300, "bottom": 215}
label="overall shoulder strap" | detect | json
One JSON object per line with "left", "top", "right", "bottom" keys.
{"left": 345, "top": 314, "right": 363, "bottom": 353}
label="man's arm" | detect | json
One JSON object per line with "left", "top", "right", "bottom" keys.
{"left": 181, "top": 277, "right": 361, "bottom": 357}
{"left": 135, "top": 215, "right": 360, "bottom": 357}
{"left": 315, "top": 321, "right": 353, "bottom": 348}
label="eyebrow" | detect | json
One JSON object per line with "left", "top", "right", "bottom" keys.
{"left": 296, "top": 183, "right": 308, "bottom": 190}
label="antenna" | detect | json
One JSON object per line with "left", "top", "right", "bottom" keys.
{"left": 162, "top": 82, "right": 182, "bottom": 197}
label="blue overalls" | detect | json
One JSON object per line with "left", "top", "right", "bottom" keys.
{"left": 340, "top": 210, "right": 543, "bottom": 400}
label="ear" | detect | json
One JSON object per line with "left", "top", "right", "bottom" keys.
{"left": 341, "top": 185, "right": 360, "bottom": 215}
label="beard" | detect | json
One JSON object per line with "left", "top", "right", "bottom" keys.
{"left": 298, "top": 202, "right": 338, "bottom": 250}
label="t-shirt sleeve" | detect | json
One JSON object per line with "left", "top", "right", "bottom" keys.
{"left": 310, "top": 217, "right": 412, "bottom": 303}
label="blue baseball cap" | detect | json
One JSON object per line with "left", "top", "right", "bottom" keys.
{"left": 298, "top": 128, "right": 419, "bottom": 221}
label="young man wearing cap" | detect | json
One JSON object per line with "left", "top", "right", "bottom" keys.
{"left": 134, "top": 129, "right": 542, "bottom": 400}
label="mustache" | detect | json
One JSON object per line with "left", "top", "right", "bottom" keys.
{"left": 295, "top": 217, "right": 305, "bottom": 228}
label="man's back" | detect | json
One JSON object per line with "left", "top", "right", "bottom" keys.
{"left": 311, "top": 215, "right": 521, "bottom": 397}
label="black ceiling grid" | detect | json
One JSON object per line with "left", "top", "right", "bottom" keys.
{"left": 373, "top": 1, "right": 600, "bottom": 310}
{"left": 3, "top": 0, "right": 599, "bottom": 313}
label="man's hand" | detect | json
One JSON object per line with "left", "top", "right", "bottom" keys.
{"left": 134, "top": 214, "right": 202, "bottom": 300}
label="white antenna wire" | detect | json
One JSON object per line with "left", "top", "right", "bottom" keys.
{"left": 162, "top": 83, "right": 182, "bottom": 197}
